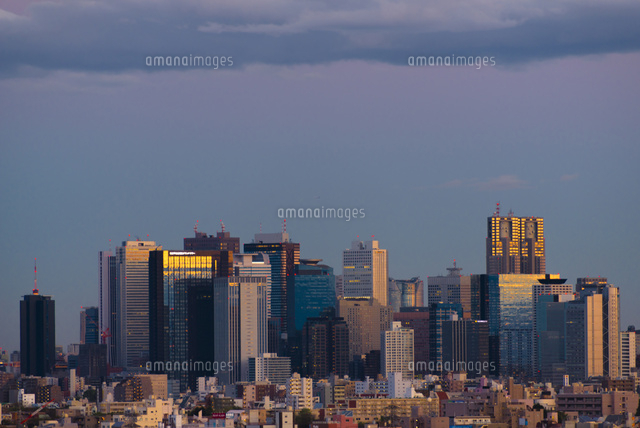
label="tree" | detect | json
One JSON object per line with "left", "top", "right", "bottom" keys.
{"left": 83, "top": 389, "right": 97, "bottom": 403}
{"left": 295, "top": 409, "right": 315, "bottom": 428}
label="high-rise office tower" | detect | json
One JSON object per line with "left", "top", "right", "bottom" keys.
{"left": 115, "top": 240, "right": 161, "bottom": 368}
{"left": 214, "top": 276, "right": 270, "bottom": 385}
{"left": 576, "top": 277, "right": 608, "bottom": 296}
{"left": 428, "top": 262, "right": 472, "bottom": 317}
{"left": 600, "top": 284, "right": 620, "bottom": 379}
{"left": 532, "top": 276, "right": 574, "bottom": 378}
{"left": 20, "top": 267, "right": 56, "bottom": 377}
{"left": 441, "top": 319, "right": 490, "bottom": 377}
{"left": 573, "top": 280, "right": 621, "bottom": 379}
{"left": 80, "top": 307, "right": 99, "bottom": 345}
{"left": 343, "top": 240, "right": 388, "bottom": 306}
{"left": 486, "top": 206, "right": 545, "bottom": 275}
{"left": 337, "top": 297, "right": 392, "bottom": 360}
{"left": 300, "top": 308, "right": 349, "bottom": 379}
{"left": 620, "top": 327, "right": 636, "bottom": 379}
{"left": 99, "top": 251, "right": 118, "bottom": 365}
{"left": 381, "top": 321, "right": 414, "bottom": 380}
{"left": 393, "top": 307, "right": 429, "bottom": 375}
{"left": 488, "top": 274, "right": 557, "bottom": 378}
{"left": 428, "top": 303, "right": 463, "bottom": 371}
{"left": 335, "top": 275, "right": 343, "bottom": 299}
{"left": 535, "top": 293, "right": 575, "bottom": 385}
{"left": 244, "top": 233, "right": 300, "bottom": 343}
{"left": 292, "top": 259, "right": 336, "bottom": 331}
{"left": 183, "top": 223, "right": 240, "bottom": 253}
{"left": 388, "top": 277, "right": 424, "bottom": 312}
{"left": 148, "top": 250, "right": 233, "bottom": 392}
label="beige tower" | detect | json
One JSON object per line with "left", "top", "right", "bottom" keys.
{"left": 343, "top": 240, "right": 388, "bottom": 305}
{"left": 337, "top": 297, "right": 392, "bottom": 359}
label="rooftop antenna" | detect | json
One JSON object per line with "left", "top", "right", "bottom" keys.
{"left": 282, "top": 219, "right": 287, "bottom": 233}
{"left": 446, "top": 259, "right": 463, "bottom": 277}
{"left": 33, "top": 258, "right": 38, "bottom": 295}
{"left": 220, "top": 219, "right": 225, "bottom": 233}
{"left": 194, "top": 220, "right": 199, "bottom": 235}
{"left": 508, "top": 209, "right": 514, "bottom": 217}
{"left": 259, "top": 222, "right": 262, "bottom": 233}
{"left": 495, "top": 202, "right": 500, "bottom": 217}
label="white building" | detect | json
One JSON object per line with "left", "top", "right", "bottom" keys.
{"left": 343, "top": 240, "right": 388, "bottom": 305}
{"left": 214, "top": 276, "right": 269, "bottom": 385}
{"left": 621, "top": 328, "right": 637, "bottom": 379}
{"left": 249, "top": 353, "right": 291, "bottom": 385}
{"left": 382, "top": 321, "right": 414, "bottom": 380}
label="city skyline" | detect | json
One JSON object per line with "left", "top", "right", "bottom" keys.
{"left": 0, "top": 0, "right": 638, "bottom": 361}
{"left": 0, "top": 207, "right": 636, "bottom": 354}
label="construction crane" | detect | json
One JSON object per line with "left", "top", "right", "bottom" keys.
{"left": 20, "top": 399, "right": 55, "bottom": 424}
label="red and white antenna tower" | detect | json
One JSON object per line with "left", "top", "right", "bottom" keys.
{"left": 495, "top": 202, "right": 501, "bottom": 217}
{"left": 220, "top": 219, "right": 226, "bottom": 233}
{"left": 194, "top": 220, "right": 199, "bottom": 234}
{"left": 282, "top": 219, "right": 287, "bottom": 233}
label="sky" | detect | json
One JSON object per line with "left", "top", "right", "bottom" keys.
{"left": 0, "top": 0, "right": 639, "bottom": 353}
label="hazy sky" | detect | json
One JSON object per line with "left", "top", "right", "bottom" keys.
{"left": 1, "top": 0, "right": 639, "bottom": 352}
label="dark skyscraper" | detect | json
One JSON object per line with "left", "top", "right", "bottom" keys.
{"left": 301, "top": 308, "right": 349, "bottom": 379}
{"left": 183, "top": 222, "right": 240, "bottom": 253}
{"left": 80, "top": 306, "right": 99, "bottom": 345}
{"left": 148, "top": 249, "right": 233, "bottom": 392}
{"left": 20, "top": 266, "right": 56, "bottom": 377}
{"left": 244, "top": 232, "right": 300, "bottom": 344}
{"left": 486, "top": 205, "right": 545, "bottom": 275}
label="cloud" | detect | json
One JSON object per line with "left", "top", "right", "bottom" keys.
{"left": 560, "top": 173, "right": 579, "bottom": 181}
{"left": 439, "top": 175, "right": 530, "bottom": 191}
{"left": 475, "top": 175, "right": 529, "bottom": 191}
{"left": 0, "top": 0, "right": 640, "bottom": 76}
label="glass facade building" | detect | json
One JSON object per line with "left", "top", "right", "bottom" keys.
{"left": 488, "top": 274, "right": 558, "bottom": 378}
{"left": 292, "top": 259, "right": 336, "bottom": 331}
{"left": 389, "top": 277, "right": 424, "bottom": 313}
{"left": 149, "top": 250, "right": 233, "bottom": 392}
{"left": 244, "top": 233, "right": 300, "bottom": 342}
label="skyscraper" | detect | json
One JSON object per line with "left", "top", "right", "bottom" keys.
{"left": 300, "top": 308, "right": 349, "bottom": 379}
{"left": 488, "top": 274, "right": 558, "bottom": 378}
{"left": 535, "top": 293, "right": 575, "bottom": 384}
{"left": 343, "top": 240, "right": 388, "bottom": 306}
{"left": 99, "top": 251, "right": 117, "bottom": 365}
{"left": 428, "top": 303, "right": 464, "bottom": 372}
{"left": 244, "top": 233, "right": 300, "bottom": 343}
{"left": 388, "top": 277, "right": 424, "bottom": 312}
{"left": 183, "top": 223, "right": 240, "bottom": 253}
{"left": 214, "top": 276, "right": 270, "bottom": 385}
{"left": 115, "top": 240, "right": 161, "bottom": 368}
{"left": 393, "top": 307, "right": 429, "bottom": 375}
{"left": 337, "top": 297, "right": 392, "bottom": 360}
{"left": 292, "top": 259, "right": 336, "bottom": 331}
{"left": 80, "top": 307, "right": 99, "bottom": 345}
{"left": 148, "top": 249, "right": 233, "bottom": 392}
{"left": 620, "top": 327, "right": 636, "bottom": 379}
{"left": 20, "top": 271, "right": 56, "bottom": 377}
{"left": 486, "top": 207, "right": 545, "bottom": 275}
{"left": 381, "top": 321, "right": 414, "bottom": 380}
{"left": 532, "top": 275, "right": 574, "bottom": 378}
{"left": 441, "top": 319, "right": 490, "bottom": 376}
{"left": 428, "top": 262, "right": 472, "bottom": 317}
